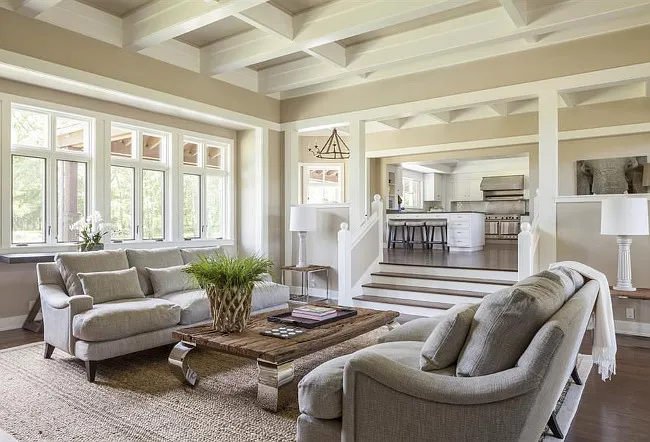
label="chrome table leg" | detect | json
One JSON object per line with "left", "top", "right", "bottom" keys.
{"left": 169, "top": 341, "right": 198, "bottom": 386}
{"left": 257, "top": 359, "right": 295, "bottom": 412}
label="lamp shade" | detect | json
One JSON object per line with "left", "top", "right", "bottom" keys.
{"left": 290, "top": 206, "right": 317, "bottom": 232}
{"left": 601, "top": 198, "right": 649, "bottom": 236}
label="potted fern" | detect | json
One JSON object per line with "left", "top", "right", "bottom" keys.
{"left": 184, "top": 253, "right": 273, "bottom": 333}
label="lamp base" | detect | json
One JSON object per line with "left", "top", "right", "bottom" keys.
{"left": 296, "top": 231, "right": 308, "bottom": 269}
{"left": 614, "top": 235, "right": 636, "bottom": 292}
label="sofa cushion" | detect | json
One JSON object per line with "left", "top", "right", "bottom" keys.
{"left": 160, "top": 290, "right": 211, "bottom": 325}
{"left": 126, "top": 248, "right": 184, "bottom": 296}
{"left": 72, "top": 298, "right": 181, "bottom": 342}
{"left": 56, "top": 250, "right": 129, "bottom": 297}
{"left": 420, "top": 303, "right": 478, "bottom": 371}
{"left": 147, "top": 265, "right": 199, "bottom": 297}
{"left": 78, "top": 267, "right": 145, "bottom": 304}
{"left": 252, "top": 282, "right": 290, "bottom": 312}
{"left": 180, "top": 247, "right": 222, "bottom": 264}
{"left": 298, "top": 341, "right": 425, "bottom": 420}
{"left": 456, "top": 271, "right": 566, "bottom": 377}
{"left": 549, "top": 267, "right": 585, "bottom": 300}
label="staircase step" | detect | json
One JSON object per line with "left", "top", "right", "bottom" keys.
{"left": 378, "top": 263, "right": 518, "bottom": 282}
{"left": 371, "top": 272, "right": 515, "bottom": 286}
{"left": 362, "top": 282, "right": 487, "bottom": 299}
{"left": 353, "top": 295, "right": 455, "bottom": 311}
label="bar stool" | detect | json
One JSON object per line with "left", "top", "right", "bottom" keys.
{"left": 387, "top": 220, "right": 407, "bottom": 249}
{"left": 426, "top": 219, "right": 449, "bottom": 252}
{"left": 405, "top": 221, "right": 427, "bottom": 249}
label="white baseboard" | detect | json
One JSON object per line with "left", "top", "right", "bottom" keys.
{"left": 290, "top": 286, "right": 338, "bottom": 300}
{"left": 0, "top": 312, "right": 42, "bottom": 332}
{"left": 615, "top": 320, "right": 650, "bottom": 338}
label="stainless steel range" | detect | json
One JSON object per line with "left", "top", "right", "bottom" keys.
{"left": 485, "top": 214, "right": 521, "bottom": 240}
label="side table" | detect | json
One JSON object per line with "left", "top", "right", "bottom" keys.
{"left": 280, "top": 265, "right": 330, "bottom": 303}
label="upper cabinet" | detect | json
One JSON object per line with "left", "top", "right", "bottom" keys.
{"left": 449, "top": 177, "right": 483, "bottom": 201}
{"left": 423, "top": 173, "right": 443, "bottom": 201}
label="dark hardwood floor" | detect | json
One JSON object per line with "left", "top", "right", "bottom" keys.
{"left": 382, "top": 243, "right": 518, "bottom": 271}
{"left": 1, "top": 328, "right": 649, "bottom": 441}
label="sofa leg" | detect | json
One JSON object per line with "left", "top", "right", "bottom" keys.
{"left": 571, "top": 365, "right": 583, "bottom": 385}
{"left": 85, "top": 361, "right": 97, "bottom": 383}
{"left": 547, "top": 412, "right": 564, "bottom": 439}
{"left": 44, "top": 343, "right": 55, "bottom": 359}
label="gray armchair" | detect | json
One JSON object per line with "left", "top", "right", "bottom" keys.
{"left": 297, "top": 280, "right": 599, "bottom": 442}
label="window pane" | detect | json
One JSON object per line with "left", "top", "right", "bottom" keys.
{"left": 111, "top": 126, "right": 134, "bottom": 158}
{"left": 183, "top": 174, "right": 201, "bottom": 238}
{"left": 12, "top": 156, "right": 46, "bottom": 244}
{"left": 324, "top": 169, "right": 339, "bottom": 183}
{"left": 11, "top": 108, "right": 48, "bottom": 148}
{"left": 183, "top": 142, "right": 199, "bottom": 166}
{"left": 309, "top": 169, "right": 324, "bottom": 183}
{"left": 206, "top": 146, "right": 222, "bottom": 169}
{"left": 142, "top": 169, "right": 165, "bottom": 240}
{"left": 110, "top": 166, "right": 135, "bottom": 240}
{"left": 57, "top": 161, "right": 87, "bottom": 243}
{"left": 206, "top": 175, "right": 223, "bottom": 238}
{"left": 142, "top": 134, "right": 163, "bottom": 162}
{"left": 56, "top": 117, "right": 88, "bottom": 152}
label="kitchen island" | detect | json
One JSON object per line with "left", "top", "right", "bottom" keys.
{"left": 386, "top": 212, "right": 485, "bottom": 252}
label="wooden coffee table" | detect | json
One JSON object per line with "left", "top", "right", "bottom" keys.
{"left": 168, "top": 305, "right": 399, "bottom": 411}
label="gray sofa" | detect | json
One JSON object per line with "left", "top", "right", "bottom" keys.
{"left": 296, "top": 273, "right": 599, "bottom": 442}
{"left": 37, "top": 246, "right": 290, "bottom": 382}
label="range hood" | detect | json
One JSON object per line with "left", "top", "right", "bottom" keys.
{"left": 481, "top": 175, "right": 525, "bottom": 201}
{"left": 480, "top": 175, "right": 525, "bottom": 191}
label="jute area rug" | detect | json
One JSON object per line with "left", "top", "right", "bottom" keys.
{"left": 0, "top": 329, "right": 386, "bottom": 442}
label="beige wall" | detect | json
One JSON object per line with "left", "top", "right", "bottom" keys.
{"left": 268, "top": 130, "right": 285, "bottom": 280}
{"left": 0, "top": 264, "right": 40, "bottom": 325}
{"left": 0, "top": 8, "right": 280, "bottom": 123}
{"left": 281, "top": 26, "right": 650, "bottom": 122}
{"left": 236, "top": 129, "right": 257, "bottom": 257}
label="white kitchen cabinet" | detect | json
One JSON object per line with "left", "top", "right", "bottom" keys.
{"left": 449, "top": 178, "right": 484, "bottom": 201}
{"left": 423, "top": 173, "right": 443, "bottom": 201}
{"left": 468, "top": 178, "right": 483, "bottom": 201}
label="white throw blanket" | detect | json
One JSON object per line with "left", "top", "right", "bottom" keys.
{"left": 549, "top": 261, "right": 617, "bottom": 381}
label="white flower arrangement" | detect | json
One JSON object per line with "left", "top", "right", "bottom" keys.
{"left": 70, "top": 211, "right": 111, "bottom": 249}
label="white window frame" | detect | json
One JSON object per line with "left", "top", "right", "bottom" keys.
{"left": 109, "top": 122, "right": 170, "bottom": 243}
{"left": 299, "top": 162, "right": 345, "bottom": 205}
{"left": 402, "top": 176, "right": 423, "bottom": 209}
{"left": 7, "top": 103, "right": 94, "bottom": 246}
{"left": 180, "top": 134, "right": 233, "bottom": 241}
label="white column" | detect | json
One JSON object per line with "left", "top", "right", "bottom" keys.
{"left": 284, "top": 128, "right": 299, "bottom": 266}
{"left": 348, "top": 119, "right": 366, "bottom": 231}
{"left": 538, "top": 91, "right": 558, "bottom": 269}
{"left": 0, "top": 99, "right": 10, "bottom": 248}
{"left": 256, "top": 127, "right": 269, "bottom": 256}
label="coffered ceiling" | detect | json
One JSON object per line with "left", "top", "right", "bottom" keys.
{"left": 4, "top": 0, "right": 650, "bottom": 103}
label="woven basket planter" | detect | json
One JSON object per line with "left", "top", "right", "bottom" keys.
{"left": 206, "top": 284, "right": 253, "bottom": 333}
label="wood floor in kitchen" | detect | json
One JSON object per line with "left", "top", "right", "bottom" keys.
{"left": 382, "top": 243, "right": 518, "bottom": 271}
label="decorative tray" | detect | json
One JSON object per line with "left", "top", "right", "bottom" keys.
{"left": 267, "top": 308, "right": 358, "bottom": 329}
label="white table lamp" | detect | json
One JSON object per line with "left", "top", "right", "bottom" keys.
{"left": 601, "top": 197, "right": 649, "bottom": 291}
{"left": 290, "top": 206, "right": 317, "bottom": 268}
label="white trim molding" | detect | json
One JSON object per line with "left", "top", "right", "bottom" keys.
{"left": 615, "top": 320, "right": 650, "bottom": 338}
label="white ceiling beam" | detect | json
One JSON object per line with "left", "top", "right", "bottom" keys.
{"left": 139, "top": 39, "right": 201, "bottom": 73}
{"left": 234, "top": 2, "right": 293, "bottom": 40}
{"left": 260, "top": 0, "right": 650, "bottom": 94}
{"left": 488, "top": 103, "right": 510, "bottom": 116}
{"left": 376, "top": 118, "right": 407, "bottom": 130}
{"left": 645, "top": 81, "right": 650, "bottom": 97}
{"left": 201, "top": 0, "right": 482, "bottom": 75}
{"left": 123, "top": 0, "right": 268, "bottom": 52}
{"left": 559, "top": 92, "right": 577, "bottom": 108}
{"left": 430, "top": 112, "right": 452, "bottom": 124}
{"left": 304, "top": 43, "right": 347, "bottom": 69}
{"left": 212, "top": 68, "right": 260, "bottom": 93}
{"left": 13, "top": 0, "right": 63, "bottom": 18}
{"left": 499, "top": 0, "right": 527, "bottom": 27}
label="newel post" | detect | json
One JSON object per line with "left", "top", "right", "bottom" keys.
{"left": 338, "top": 222, "right": 353, "bottom": 306}
{"left": 518, "top": 222, "right": 533, "bottom": 281}
{"left": 371, "top": 194, "right": 384, "bottom": 248}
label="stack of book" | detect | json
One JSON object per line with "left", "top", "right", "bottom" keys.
{"left": 292, "top": 305, "right": 337, "bottom": 320}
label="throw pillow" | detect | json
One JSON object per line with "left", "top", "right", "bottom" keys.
{"left": 180, "top": 247, "right": 222, "bottom": 264}
{"left": 78, "top": 267, "right": 145, "bottom": 304}
{"left": 125, "top": 248, "right": 184, "bottom": 296}
{"left": 55, "top": 250, "right": 129, "bottom": 297}
{"left": 420, "top": 303, "right": 479, "bottom": 371}
{"left": 456, "top": 271, "right": 566, "bottom": 377}
{"left": 147, "top": 265, "right": 200, "bottom": 297}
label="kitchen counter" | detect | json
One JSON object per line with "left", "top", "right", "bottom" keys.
{"left": 386, "top": 212, "right": 485, "bottom": 252}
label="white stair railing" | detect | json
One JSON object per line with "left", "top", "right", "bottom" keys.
{"left": 338, "top": 195, "right": 384, "bottom": 306}
{"left": 518, "top": 189, "right": 540, "bottom": 280}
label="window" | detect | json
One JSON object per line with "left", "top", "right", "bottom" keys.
{"left": 402, "top": 177, "right": 423, "bottom": 209}
{"left": 300, "top": 164, "right": 344, "bottom": 204}
{"left": 109, "top": 123, "right": 168, "bottom": 242}
{"left": 181, "top": 137, "right": 228, "bottom": 240}
{"left": 9, "top": 105, "right": 92, "bottom": 245}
